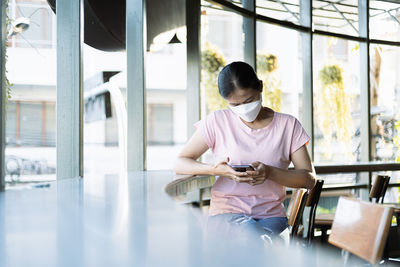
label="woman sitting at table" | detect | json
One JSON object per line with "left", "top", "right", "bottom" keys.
{"left": 173, "top": 61, "right": 316, "bottom": 241}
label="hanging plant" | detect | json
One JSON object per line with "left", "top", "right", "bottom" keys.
{"left": 201, "top": 42, "right": 227, "bottom": 113}
{"left": 4, "top": 0, "right": 13, "bottom": 103}
{"left": 256, "top": 52, "right": 282, "bottom": 112}
{"left": 316, "top": 64, "right": 354, "bottom": 160}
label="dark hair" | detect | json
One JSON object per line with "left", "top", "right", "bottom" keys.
{"left": 217, "top": 61, "right": 261, "bottom": 99}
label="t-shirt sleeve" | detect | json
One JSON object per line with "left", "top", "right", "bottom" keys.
{"left": 193, "top": 113, "right": 216, "bottom": 149}
{"left": 290, "top": 118, "right": 311, "bottom": 155}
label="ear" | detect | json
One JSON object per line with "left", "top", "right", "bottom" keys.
{"left": 259, "top": 80, "right": 263, "bottom": 93}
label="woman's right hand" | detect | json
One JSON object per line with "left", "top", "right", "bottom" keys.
{"left": 212, "top": 157, "right": 254, "bottom": 183}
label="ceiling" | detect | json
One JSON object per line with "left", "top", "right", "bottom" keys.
{"left": 47, "top": 0, "right": 185, "bottom": 51}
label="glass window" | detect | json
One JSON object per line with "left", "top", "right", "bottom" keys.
{"left": 313, "top": 35, "right": 361, "bottom": 163}
{"left": 313, "top": 0, "right": 359, "bottom": 36}
{"left": 9, "top": 0, "right": 54, "bottom": 48}
{"left": 5, "top": 0, "right": 57, "bottom": 187}
{"left": 83, "top": 35, "right": 187, "bottom": 173}
{"left": 45, "top": 102, "right": 56, "bottom": 146}
{"left": 370, "top": 0, "right": 400, "bottom": 42}
{"left": 146, "top": 38, "right": 187, "bottom": 170}
{"left": 83, "top": 45, "right": 125, "bottom": 176}
{"left": 19, "top": 102, "right": 42, "bottom": 146}
{"left": 256, "top": 21, "right": 303, "bottom": 119}
{"left": 370, "top": 44, "right": 400, "bottom": 162}
{"left": 201, "top": 2, "right": 244, "bottom": 116}
{"left": 5, "top": 102, "right": 17, "bottom": 145}
{"left": 256, "top": 0, "right": 300, "bottom": 25}
{"left": 200, "top": 3, "right": 245, "bottom": 164}
{"left": 147, "top": 104, "right": 174, "bottom": 145}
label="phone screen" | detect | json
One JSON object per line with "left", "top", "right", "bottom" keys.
{"left": 231, "top": 165, "right": 254, "bottom": 172}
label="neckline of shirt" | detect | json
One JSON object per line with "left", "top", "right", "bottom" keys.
{"left": 230, "top": 107, "right": 277, "bottom": 133}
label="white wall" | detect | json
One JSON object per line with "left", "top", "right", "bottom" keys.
{"left": 147, "top": 90, "right": 187, "bottom": 144}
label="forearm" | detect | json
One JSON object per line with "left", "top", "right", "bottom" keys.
{"left": 173, "top": 157, "right": 215, "bottom": 176}
{"left": 268, "top": 167, "right": 316, "bottom": 189}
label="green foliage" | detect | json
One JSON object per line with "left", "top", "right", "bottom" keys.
{"left": 256, "top": 52, "right": 282, "bottom": 112}
{"left": 256, "top": 53, "right": 278, "bottom": 73}
{"left": 316, "top": 64, "right": 354, "bottom": 160}
{"left": 316, "top": 206, "right": 336, "bottom": 215}
{"left": 319, "top": 65, "right": 343, "bottom": 86}
{"left": 201, "top": 43, "right": 227, "bottom": 113}
{"left": 201, "top": 47, "right": 283, "bottom": 113}
{"left": 5, "top": 0, "right": 12, "bottom": 103}
{"left": 394, "top": 120, "right": 400, "bottom": 162}
{"left": 202, "top": 43, "right": 226, "bottom": 73}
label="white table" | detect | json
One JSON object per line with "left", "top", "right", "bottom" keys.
{"left": 0, "top": 171, "right": 341, "bottom": 267}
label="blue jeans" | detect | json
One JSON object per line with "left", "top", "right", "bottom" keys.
{"left": 206, "top": 213, "right": 288, "bottom": 245}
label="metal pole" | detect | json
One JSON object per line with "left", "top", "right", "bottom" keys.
{"left": 56, "top": 0, "right": 83, "bottom": 179}
{"left": 126, "top": 0, "right": 146, "bottom": 171}
{"left": 359, "top": 0, "right": 371, "bottom": 199}
{"left": 359, "top": 0, "right": 370, "bottom": 163}
{"left": 299, "top": 1, "right": 313, "bottom": 236}
{"left": 0, "top": 0, "right": 7, "bottom": 191}
{"left": 243, "top": 0, "right": 256, "bottom": 69}
{"left": 300, "top": 0, "right": 314, "bottom": 160}
{"left": 186, "top": 0, "right": 201, "bottom": 139}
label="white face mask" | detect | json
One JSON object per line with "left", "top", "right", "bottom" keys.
{"left": 229, "top": 97, "right": 262, "bottom": 122}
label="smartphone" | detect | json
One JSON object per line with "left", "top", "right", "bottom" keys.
{"left": 231, "top": 165, "right": 254, "bottom": 172}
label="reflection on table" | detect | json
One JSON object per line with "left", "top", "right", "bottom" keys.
{"left": 0, "top": 170, "right": 352, "bottom": 266}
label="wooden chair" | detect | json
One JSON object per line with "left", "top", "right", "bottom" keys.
{"left": 314, "top": 175, "right": 390, "bottom": 243}
{"left": 384, "top": 207, "right": 400, "bottom": 261}
{"left": 286, "top": 188, "right": 308, "bottom": 239}
{"left": 369, "top": 175, "right": 390, "bottom": 203}
{"left": 305, "top": 179, "right": 324, "bottom": 244}
{"left": 328, "top": 197, "right": 393, "bottom": 265}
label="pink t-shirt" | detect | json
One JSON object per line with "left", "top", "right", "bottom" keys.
{"left": 194, "top": 108, "right": 310, "bottom": 219}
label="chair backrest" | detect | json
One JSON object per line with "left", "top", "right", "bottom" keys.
{"left": 287, "top": 188, "right": 308, "bottom": 237}
{"left": 328, "top": 197, "right": 393, "bottom": 264}
{"left": 380, "top": 176, "right": 390, "bottom": 204}
{"left": 305, "top": 179, "right": 324, "bottom": 242}
{"left": 305, "top": 179, "right": 324, "bottom": 207}
{"left": 369, "top": 175, "right": 391, "bottom": 203}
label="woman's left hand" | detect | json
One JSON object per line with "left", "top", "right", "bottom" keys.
{"left": 246, "top": 161, "right": 272, "bottom": 186}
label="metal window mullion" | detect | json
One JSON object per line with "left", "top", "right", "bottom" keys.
{"left": 358, "top": 0, "right": 371, "bottom": 196}
{"left": 358, "top": 0, "right": 370, "bottom": 162}
{"left": 207, "top": 0, "right": 400, "bottom": 48}
{"left": 0, "top": 0, "right": 6, "bottom": 191}
{"left": 243, "top": 0, "right": 256, "bottom": 69}
{"left": 56, "top": 0, "right": 83, "bottom": 179}
{"left": 300, "top": 0, "right": 314, "bottom": 160}
{"left": 186, "top": 0, "right": 201, "bottom": 138}
{"left": 330, "top": 3, "right": 358, "bottom": 34}
{"left": 208, "top": 0, "right": 254, "bottom": 17}
{"left": 276, "top": 0, "right": 300, "bottom": 22}
{"left": 126, "top": 0, "right": 146, "bottom": 171}
{"left": 370, "top": 38, "right": 400, "bottom": 46}
{"left": 313, "top": 29, "right": 367, "bottom": 42}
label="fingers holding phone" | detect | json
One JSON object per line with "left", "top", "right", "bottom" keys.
{"left": 245, "top": 161, "right": 271, "bottom": 186}
{"left": 230, "top": 165, "right": 260, "bottom": 184}
{"left": 212, "top": 160, "right": 253, "bottom": 182}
